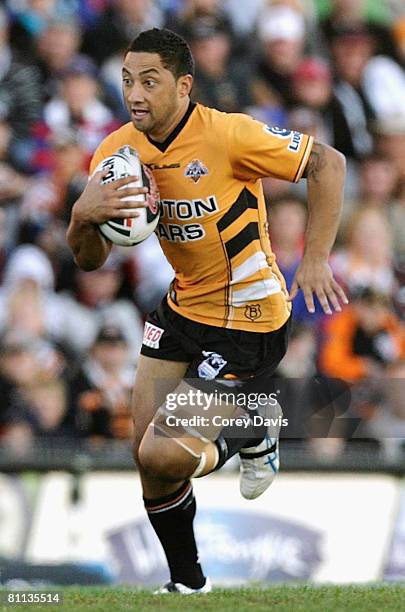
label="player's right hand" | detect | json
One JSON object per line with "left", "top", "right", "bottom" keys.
{"left": 72, "top": 170, "right": 149, "bottom": 225}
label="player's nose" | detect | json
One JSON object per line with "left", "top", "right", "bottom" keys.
{"left": 127, "top": 82, "right": 146, "bottom": 104}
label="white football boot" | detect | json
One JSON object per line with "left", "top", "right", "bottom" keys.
{"left": 154, "top": 577, "right": 212, "bottom": 594}
{"left": 239, "top": 400, "right": 282, "bottom": 500}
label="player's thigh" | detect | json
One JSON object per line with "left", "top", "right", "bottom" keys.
{"left": 132, "top": 354, "right": 189, "bottom": 448}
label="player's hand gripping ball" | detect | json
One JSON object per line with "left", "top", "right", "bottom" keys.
{"left": 93, "top": 146, "right": 160, "bottom": 246}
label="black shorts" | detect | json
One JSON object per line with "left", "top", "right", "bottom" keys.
{"left": 140, "top": 297, "right": 290, "bottom": 387}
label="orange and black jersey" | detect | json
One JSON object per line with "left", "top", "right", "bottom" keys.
{"left": 90, "top": 103, "right": 313, "bottom": 332}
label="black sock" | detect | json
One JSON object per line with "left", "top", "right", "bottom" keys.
{"left": 144, "top": 480, "right": 205, "bottom": 589}
{"left": 214, "top": 409, "right": 267, "bottom": 471}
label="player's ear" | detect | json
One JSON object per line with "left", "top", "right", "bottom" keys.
{"left": 177, "top": 74, "right": 193, "bottom": 98}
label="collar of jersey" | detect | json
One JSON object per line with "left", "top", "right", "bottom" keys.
{"left": 146, "top": 101, "right": 196, "bottom": 153}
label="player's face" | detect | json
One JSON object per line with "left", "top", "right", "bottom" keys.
{"left": 122, "top": 52, "right": 192, "bottom": 141}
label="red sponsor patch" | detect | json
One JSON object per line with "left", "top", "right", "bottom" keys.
{"left": 143, "top": 322, "right": 164, "bottom": 349}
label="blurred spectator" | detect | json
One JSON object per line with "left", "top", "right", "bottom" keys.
{"left": 223, "top": 0, "right": 265, "bottom": 37}
{"left": 356, "top": 153, "right": 399, "bottom": 209}
{"left": 275, "top": 320, "right": 348, "bottom": 461}
{"left": 392, "top": 15, "right": 405, "bottom": 62}
{"left": 331, "top": 21, "right": 405, "bottom": 159}
{"left": 189, "top": 15, "right": 252, "bottom": 111}
{"left": 0, "top": 331, "right": 70, "bottom": 451}
{"left": 0, "top": 120, "right": 29, "bottom": 202}
{"left": 24, "top": 378, "right": 72, "bottom": 439}
{"left": 0, "top": 333, "right": 52, "bottom": 388}
{"left": 290, "top": 56, "right": 344, "bottom": 146}
{"left": 41, "top": 56, "right": 120, "bottom": 161}
{"left": 7, "top": 0, "right": 79, "bottom": 55}
{"left": 58, "top": 253, "right": 144, "bottom": 360}
{"left": 0, "top": 244, "right": 79, "bottom": 358}
{"left": 82, "top": 0, "right": 164, "bottom": 65}
{"left": 20, "top": 128, "right": 87, "bottom": 230}
{"left": 389, "top": 181, "right": 405, "bottom": 264}
{"left": 277, "top": 321, "right": 317, "bottom": 378}
{"left": 252, "top": 4, "right": 306, "bottom": 110}
{"left": 34, "top": 19, "right": 83, "bottom": 103}
{"left": 33, "top": 17, "right": 119, "bottom": 117}
{"left": 0, "top": 120, "right": 30, "bottom": 253}
{"left": 276, "top": 320, "right": 317, "bottom": 442}
{"left": 366, "top": 360, "right": 405, "bottom": 459}
{"left": 167, "top": 0, "right": 234, "bottom": 40}
{"left": 269, "top": 196, "right": 324, "bottom": 321}
{"left": 332, "top": 208, "right": 396, "bottom": 295}
{"left": 340, "top": 153, "right": 401, "bottom": 239}
{"left": 362, "top": 54, "right": 405, "bottom": 119}
{"left": 0, "top": 7, "right": 42, "bottom": 167}
{"left": 368, "top": 156, "right": 404, "bottom": 265}
{"left": 374, "top": 113, "right": 405, "bottom": 182}
{"left": 17, "top": 128, "right": 88, "bottom": 285}
{"left": 319, "top": 287, "right": 405, "bottom": 381}
{"left": 292, "top": 57, "right": 332, "bottom": 114}
{"left": 0, "top": 209, "right": 7, "bottom": 281}
{"left": 320, "top": 0, "right": 398, "bottom": 58}
{"left": 330, "top": 25, "right": 375, "bottom": 160}
{"left": 76, "top": 0, "right": 110, "bottom": 29}
{"left": 99, "top": 50, "right": 130, "bottom": 123}
{"left": 0, "top": 244, "right": 58, "bottom": 336}
{"left": 69, "top": 324, "right": 135, "bottom": 440}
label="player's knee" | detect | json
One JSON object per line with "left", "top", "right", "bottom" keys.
{"left": 131, "top": 435, "right": 142, "bottom": 467}
{"left": 131, "top": 400, "right": 150, "bottom": 466}
{"left": 138, "top": 439, "right": 191, "bottom": 480}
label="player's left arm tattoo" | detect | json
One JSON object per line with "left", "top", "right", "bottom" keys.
{"left": 301, "top": 140, "right": 346, "bottom": 258}
{"left": 302, "top": 142, "right": 328, "bottom": 182}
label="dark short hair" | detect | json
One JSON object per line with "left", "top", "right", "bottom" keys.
{"left": 126, "top": 28, "right": 194, "bottom": 79}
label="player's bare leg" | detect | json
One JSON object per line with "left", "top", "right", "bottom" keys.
{"left": 132, "top": 355, "right": 213, "bottom": 593}
{"left": 131, "top": 355, "right": 189, "bottom": 492}
{"left": 132, "top": 357, "right": 270, "bottom": 592}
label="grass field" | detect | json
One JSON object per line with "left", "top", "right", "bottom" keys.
{"left": 1, "top": 585, "right": 405, "bottom": 612}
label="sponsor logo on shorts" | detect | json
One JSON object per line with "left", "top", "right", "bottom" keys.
{"left": 197, "top": 351, "right": 227, "bottom": 380}
{"left": 143, "top": 322, "right": 164, "bottom": 349}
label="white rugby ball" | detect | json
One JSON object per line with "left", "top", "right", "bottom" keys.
{"left": 94, "top": 145, "right": 160, "bottom": 246}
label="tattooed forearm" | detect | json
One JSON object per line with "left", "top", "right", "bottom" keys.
{"left": 300, "top": 141, "right": 345, "bottom": 259}
{"left": 303, "top": 142, "right": 328, "bottom": 182}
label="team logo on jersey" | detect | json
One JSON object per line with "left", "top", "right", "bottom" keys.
{"left": 244, "top": 304, "right": 262, "bottom": 321}
{"left": 263, "top": 126, "right": 303, "bottom": 152}
{"left": 143, "top": 322, "right": 164, "bottom": 349}
{"left": 263, "top": 126, "right": 292, "bottom": 138}
{"left": 197, "top": 351, "right": 227, "bottom": 380}
{"left": 185, "top": 159, "right": 208, "bottom": 183}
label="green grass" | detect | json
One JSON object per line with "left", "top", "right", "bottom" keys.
{"left": 2, "top": 584, "right": 405, "bottom": 612}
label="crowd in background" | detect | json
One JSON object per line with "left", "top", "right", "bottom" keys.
{"left": 0, "top": 0, "right": 404, "bottom": 458}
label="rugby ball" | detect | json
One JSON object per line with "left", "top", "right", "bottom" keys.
{"left": 94, "top": 145, "right": 160, "bottom": 246}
